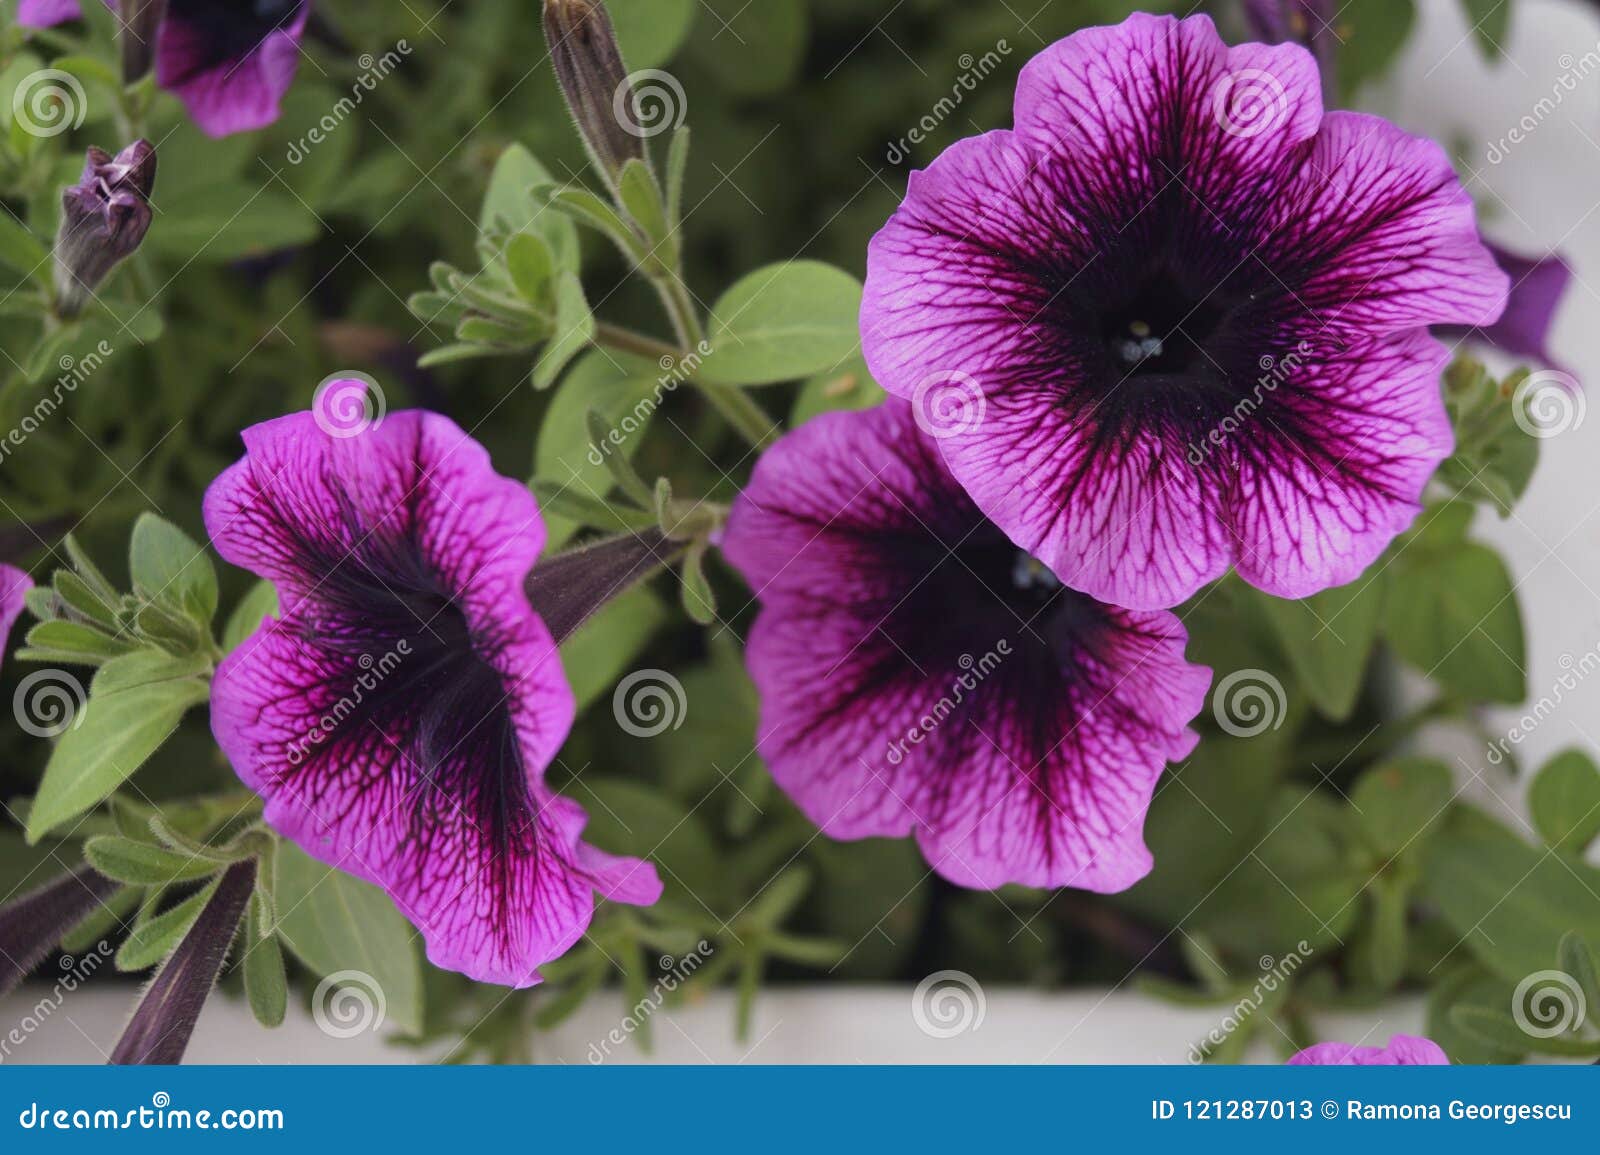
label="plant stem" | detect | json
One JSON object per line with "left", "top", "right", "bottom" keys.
{"left": 650, "top": 268, "right": 778, "bottom": 449}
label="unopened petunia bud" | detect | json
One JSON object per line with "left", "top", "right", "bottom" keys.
{"left": 542, "top": 0, "right": 646, "bottom": 190}
{"left": 54, "top": 140, "right": 157, "bottom": 319}
{"left": 121, "top": 0, "right": 168, "bottom": 84}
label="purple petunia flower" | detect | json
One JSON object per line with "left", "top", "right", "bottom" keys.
{"left": 205, "top": 400, "right": 662, "bottom": 986}
{"left": 860, "top": 13, "right": 1508, "bottom": 611}
{"left": 1288, "top": 1034, "right": 1449, "bottom": 1065}
{"left": 19, "top": 0, "right": 309, "bottom": 138}
{"left": 720, "top": 400, "right": 1212, "bottom": 892}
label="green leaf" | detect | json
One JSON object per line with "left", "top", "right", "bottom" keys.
{"left": 479, "top": 145, "right": 579, "bottom": 272}
{"left": 791, "top": 355, "right": 886, "bottom": 425}
{"left": 558, "top": 585, "right": 670, "bottom": 712}
{"left": 1382, "top": 542, "right": 1526, "bottom": 703}
{"left": 1557, "top": 930, "right": 1600, "bottom": 1029}
{"left": 664, "top": 128, "right": 691, "bottom": 231}
{"left": 505, "top": 232, "right": 556, "bottom": 305}
{"left": 1427, "top": 966, "right": 1521, "bottom": 1063}
{"left": 580, "top": 778, "right": 720, "bottom": 908}
{"left": 222, "top": 580, "right": 280, "bottom": 652}
{"left": 83, "top": 836, "right": 223, "bottom": 887}
{"left": 26, "top": 673, "right": 209, "bottom": 842}
{"left": 535, "top": 350, "right": 666, "bottom": 550}
{"left": 242, "top": 898, "right": 288, "bottom": 1029}
{"left": 1350, "top": 757, "right": 1455, "bottom": 857}
{"left": 1421, "top": 806, "right": 1600, "bottom": 982}
{"left": 1529, "top": 749, "right": 1600, "bottom": 855}
{"left": 1336, "top": 0, "right": 1418, "bottom": 100}
{"left": 23, "top": 620, "right": 138, "bottom": 664}
{"left": 1255, "top": 577, "right": 1382, "bottom": 720}
{"left": 0, "top": 213, "right": 50, "bottom": 283}
{"left": 89, "top": 649, "right": 211, "bottom": 695}
{"left": 617, "top": 159, "right": 670, "bottom": 251}
{"left": 54, "top": 570, "right": 120, "bottom": 630}
{"left": 1349, "top": 875, "right": 1409, "bottom": 991}
{"left": 116, "top": 883, "right": 216, "bottom": 972}
{"left": 680, "top": 541, "right": 716, "bottom": 625}
{"left": 698, "top": 261, "right": 862, "bottom": 386}
{"left": 532, "top": 272, "right": 595, "bottom": 390}
{"left": 145, "top": 187, "right": 320, "bottom": 263}
{"left": 272, "top": 844, "right": 424, "bottom": 1036}
{"left": 609, "top": 0, "right": 697, "bottom": 69}
{"left": 1453, "top": 1006, "right": 1599, "bottom": 1056}
{"left": 129, "top": 513, "right": 218, "bottom": 628}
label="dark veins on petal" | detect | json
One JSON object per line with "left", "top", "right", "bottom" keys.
{"left": 283, "top": 469, "right": 539, "bottom": 913}
{"left": 167, "top": 0, "right": 302, "bottom": 73}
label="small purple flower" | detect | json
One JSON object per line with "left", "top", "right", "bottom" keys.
{"left": 19, "top": 1, "right": 309, "bottom": 138}
{"left": 860, "top": 14, "right": 1507, "bottom": 610}
{"left": 720, "top": 400, "right": 1211, "bottom": 892}
{"left": 1442, "top": 241, "right": 1574, "bottom": 377}
{"left": 1289, "top": 1034, "right": 1449, "bottom": 1065}
{"left": 55, "top": 140, "right": 156, "bottom": 317}
{"left": 158, "top": 1, "right": 310, "bottom": 138}
{"left": 205, "top": 400, "right": 662, "bottom": 987}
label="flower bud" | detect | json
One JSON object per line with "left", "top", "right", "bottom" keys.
{"left": 542, "top": 0, "right": 646, "bottom": 190}
{"left": 121, "top": 0, "right": 168, "bottom": 84}
{"left": 54, "top": 140, "right": 157, "bottom": 318}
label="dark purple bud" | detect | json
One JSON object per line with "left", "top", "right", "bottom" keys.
{"left": 121, "top": 0, "right": 168, "bottom": 84}
{"left": 0, "top": 864, "right": 120, "bottom": 998}
{"left": 110, "top": 861, "right": 254, "bottom": 1065}
{"left": 1439, "top": 241, "right": 1577, "bottom": 381}
{"left": 54, "top": 139, "right": 157, "bottom": 319}
{"left": 542, "top": 0, "right": 647, "bottom": 189}
{"left": 524, "top": 527, "right": 673, "bottom": 643}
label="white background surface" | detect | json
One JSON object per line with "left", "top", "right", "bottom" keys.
{"left": 2, "top": 0, "right": 1595, "bottom": 1064}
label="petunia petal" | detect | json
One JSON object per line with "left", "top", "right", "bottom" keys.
{"left": 722, "top": 401, "right": 1210, "bottom": 892}
{"left": 1288, "top": 1034, "right": 1449, "bottom": 1065}
{"left": 157, "top": 6, "right": 308, "bottom": 138}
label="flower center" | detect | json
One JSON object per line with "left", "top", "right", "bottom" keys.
{"left": 167, "top": 0, "right": 301, "bottom": 70}
{"left": 1100, "top": 273, "right": 1226, "bottom": 378}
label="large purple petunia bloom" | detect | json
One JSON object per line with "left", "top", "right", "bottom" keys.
{"left": 861, "top": 13, "right": 1508, "bottom": 611}
{"left": 1288, "top": 1034, "right": 1449, "bottom": 1065}
{"left": 720, "top": 400, "right": 1211, "bottom": 891}
{"left": 205, "top": 401, "right": 661, "bottom": 986}
{"left": 19, "top": 0, "right": 309, "bottom": 138}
